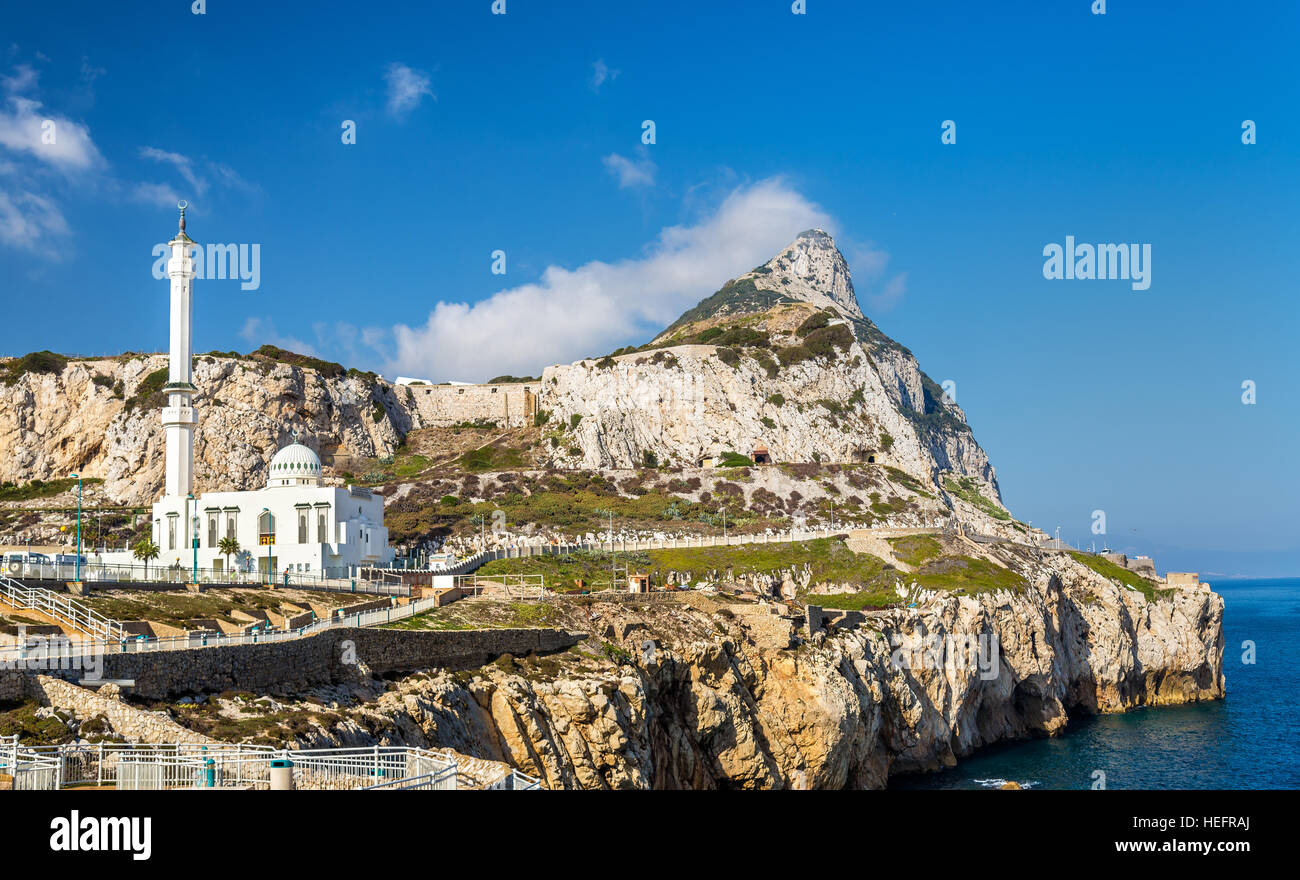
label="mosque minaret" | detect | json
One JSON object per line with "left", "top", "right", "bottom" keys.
{"left": 98, "top": 204, "right": 393, "bottom": 579}
{"left": 161, "top": 201, "right": 198, "bottom": 499}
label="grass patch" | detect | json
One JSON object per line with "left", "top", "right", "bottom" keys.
{"left": 912, "top": 556, "right": 1027, "bottom": 595}
{"left": 458, "top": 445, "right": 529, "bottom": 472}
{"left": 647, "top": 537, "right": 886, "bottom": 586}
{"left": 887, "top": 534, "right": 942, "bottom": 567}
{"left": 385, "top": 599, "right": 565, "bottom": 631}
{"left": 943, "top": 476, "right": 1009, "bottom": 520}
{"left": 1069, "top": 552, "right": 1172, "bottom": 602}
{"left": 0, "top": 476, "right": 101, "bottom": 502}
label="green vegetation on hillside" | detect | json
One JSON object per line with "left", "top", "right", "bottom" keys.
{"left": 911, "top": 556, "right": 1026, "bottom": 595}
{"left": 0, "top": 476, "right": 102, "bottom": 502}
{"left": 663, "top": 277, "right": 797, "bottom": 333}
{"left": 458, "top": 446, "right": 529, "bottom": 472}
{"left": 887, "top": 534, "right": 942, "bottom": 567}
{"left": 775, "top": 323, "right": 854, "bottom": 367}
{"left": 250, "top": 345, "right": 346, "bottom": 378}
{"left": 944, "top": 476, "right": 1009, "bottom": 520}
{"left": 124, "top": 367, "right": 170, "bottom": 412}
{"left": 1, "top": 351, "right": 68, "bottom": 386}
{"left": 1069, "top": 551, "right": 1172, "bottom": 602}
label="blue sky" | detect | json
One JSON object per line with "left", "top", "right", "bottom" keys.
{"left": 1, "top": 1, "right": 1296, "bottom": 575}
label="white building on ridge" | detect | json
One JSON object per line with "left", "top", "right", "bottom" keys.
{"left": 105, "top": 205, "right": 393, "bottom": 579}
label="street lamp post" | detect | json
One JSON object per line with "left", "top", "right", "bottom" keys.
{"left": 191, "top": 513, "right": 199, "bottom": 584}
{"left": 185, "top": 493, "right": 195, "bottom": 583}
{"left": 262, "top": 507, "right": 272, "bottom": 586}
{"left": 70, "top": 473, "right": 81, "bottom": 581}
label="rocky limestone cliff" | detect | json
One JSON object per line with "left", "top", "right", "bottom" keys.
{"left": 0, "top": 353, "right": 407, "bottom": 505}
{"left": 266, "top": 553, "right": 1223, "bottom": 790}
{"left": 1, "top": 230, "right": 1003, "bottom": 520}
{"left": 539, "top": 230, "right": 1000, "bottom": 504}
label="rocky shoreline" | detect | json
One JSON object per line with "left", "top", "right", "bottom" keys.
{"left": 255, "top": 553, "right": 1223, "bottom": 789}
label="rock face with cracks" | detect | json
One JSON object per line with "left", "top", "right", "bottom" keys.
{"left": 296, "top": 556, "right": 1222, "bottom": 789}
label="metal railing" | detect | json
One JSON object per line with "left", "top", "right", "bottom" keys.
{"left": 0, "top": 581, "right": 501, "bottom": 662}
{"left": 484, "top": 768, "right": 543, "bottom": 790}
{"left": 1, "top": 559, "right": 412, "bottom": 596}
{"left": 0, "top": 575, "right": 126, "bottom": 642}
{"left": 5, "top": 742, "right": 471, "bottom": 790}
{"left": 0, "top": 733, "right": 62, "bottom": 790}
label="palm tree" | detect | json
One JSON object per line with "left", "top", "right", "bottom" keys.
{"left": 218, "top": 536, "right": 240, "bottom": 577}
{"left": 132, "top": 537, "right": 160, "bottom": 579}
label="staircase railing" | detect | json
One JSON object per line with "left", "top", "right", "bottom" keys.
{"left": 0, "top": 575, "right": 126, "bottom": 643}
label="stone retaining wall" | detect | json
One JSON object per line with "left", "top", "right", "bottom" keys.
{"left": 22, "top": 627, "right": 584, "bottom": 700}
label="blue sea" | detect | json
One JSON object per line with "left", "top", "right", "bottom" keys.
{"left": 892, "top": 578, "right": 1300, "bottom": 790}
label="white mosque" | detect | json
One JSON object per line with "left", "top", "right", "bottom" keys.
{"left": 104, "top": 205, "right": 393, "bottom": 579}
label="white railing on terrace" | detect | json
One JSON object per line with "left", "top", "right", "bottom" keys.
{"left": 484, "top": 768, "right": 542, "bottom": 790}
{"left": 6, "top": 743, "right": 471, "bottom": 790}
{"left": 0, "top": 587, "right": 461, "bottom": 662}
{"left": 2, "top": 559, "right": 411, "bottom": 596}
{"left": 0, "top": 733, "right": 62, "bottom": 790}
{"left": 0, "top": 575, "right": 126, "bottom": 642}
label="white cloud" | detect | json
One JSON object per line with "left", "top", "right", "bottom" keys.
{"left": 384, "top": 63, "right": 434, "bottom": 118}
{"left": 0, "top": 187, "right": 69, "bottom": 253}
{"left": 0, "top": 94, "right": 103, "bottom": 171}
{"left": 387, "top": 178, "right": 832, "bottom": 382}
{"left": 844, "top": 239, "right": 907, "bottom": 312}
{"left": 590, "top": 59, "right": 619, "bottom": 92}
{"left": 603, "top": 151, "right": 656, "bottom": 189}
{"left": 140, "top": 146, "right": 207, "bottom": 196}
{"left": 130, "top": 181, "right": 182, "bottom": 207}
{"left": 868, "top": 272, "right": 907, "bottom": 312}
{"left": 2, "top": 64, "right": 38, "bottom": 94}
{"left": 239, "top": 317, "right": 320, "bottom": 358}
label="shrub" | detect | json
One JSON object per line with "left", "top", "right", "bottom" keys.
{"left": 796, "top": 311, "right": 831, "bottom": 336}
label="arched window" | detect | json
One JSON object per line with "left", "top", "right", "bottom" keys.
{"left": 298, "top": 512, "right": 307, "bottom": 543}
{"left": 317, "top": 512, "right": 327, "bottom": 543}
{"left": 258, "top": 511, "right": 275, "bottom": 544}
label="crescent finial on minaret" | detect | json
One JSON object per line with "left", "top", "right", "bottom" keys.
{"left": 178, "top": 199, "right": 188, "bottom": 234}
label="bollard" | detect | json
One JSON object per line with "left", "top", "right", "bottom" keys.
{"left": 270, "top": 758, "right": 295, "bottom": 790}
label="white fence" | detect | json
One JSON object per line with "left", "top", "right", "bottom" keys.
{"left": 8, "top": 742, "right": 467, "bottom": 790}
{"left": 0, "top": 588, "right": 454, "bottom": 663}
{"left": 0, "top": 733, "right": 61, "bottom": 790}
{"left": 3, "top": 558, "right": 412, "bottom": 596}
